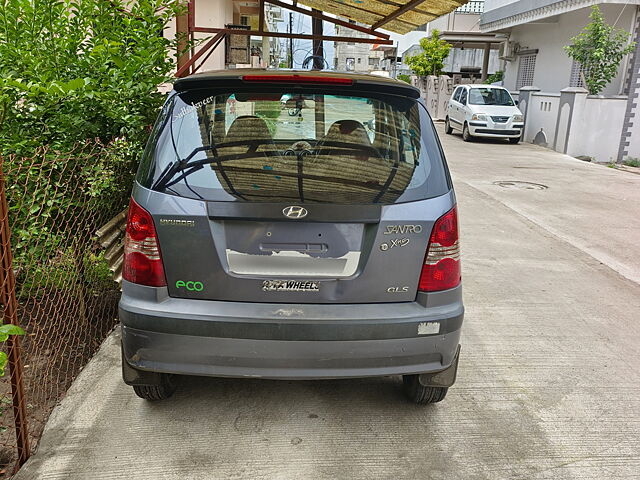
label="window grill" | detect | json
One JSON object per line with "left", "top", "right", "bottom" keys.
{"left": 569, "top": 60, "right": 588, "bottom": 88}
{"left": 516, "top": 54, "right": 536, "bottom": 90}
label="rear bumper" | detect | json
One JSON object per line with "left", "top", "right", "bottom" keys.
{"left": 120, "top": 281, "right": 463, "bottom": 381}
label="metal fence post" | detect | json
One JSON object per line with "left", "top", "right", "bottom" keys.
{"left": 0, "top": 160, "right": 31, "bottom": 470}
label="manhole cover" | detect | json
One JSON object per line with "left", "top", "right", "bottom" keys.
{"left": 493, "top": 180, "right": 548, "bottom": 190}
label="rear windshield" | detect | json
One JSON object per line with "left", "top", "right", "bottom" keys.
{"left": 468, "top": 88, "right": 514, "bottom": 106}
{"left": 137, "top": 88, "right": 449, "bottom": 204}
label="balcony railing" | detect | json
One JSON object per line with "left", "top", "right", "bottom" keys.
{"left": 456, "top": 0, "right": 484, "bottom": 14}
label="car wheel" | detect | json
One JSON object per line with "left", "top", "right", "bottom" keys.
{"left": 462, "top": 123, "right": 473, "bottom": 142}
{"left": 509, "top": 136, "right": 520, "bottom": 144}
{"left": 132, "top": 374, "right": 176, "bottom": 401}
{"left": 403, "top": 375, "right": 448, "bottom": 405}
{"left": 444, "top": 117, "right": 453, "bottom": 134}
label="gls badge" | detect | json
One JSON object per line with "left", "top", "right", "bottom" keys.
{"left": 387, "top": 286, "right": 409, "bottom": 293}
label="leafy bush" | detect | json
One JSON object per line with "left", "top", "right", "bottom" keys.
{"left": 0, "top": 325, "right": 25, "bottom": 376}
{"left": 0, "top": 0, "right": 185, "bottom": 155}
{"left": 405, "top": 30, "right": 451, "bottom": 77}
{"left": 486, "top": 71, "right": 504, "bottom": 84}
{"left": 0, "top": 0, "right": 184, "bottom": 258}
{"left": 5, "top": 141, "right": 134, "bottom": 268}
{"left": 397, "top": 74, "right": 412, "bottom": 84}
{"left": 564, "top": 6, "right": 636, "bottom": 94}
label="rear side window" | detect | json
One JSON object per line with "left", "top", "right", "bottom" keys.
{"left": 138, "top": 89, "right": 450, "bottom": 204}
{"left": 453, "top": 87, "right": 462, "bottom": 102}
{"left": 459, "top": 89, "right": 468, "bottom": 105}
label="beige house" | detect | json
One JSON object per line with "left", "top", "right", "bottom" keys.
{"left": 166, "top": 0, "right": 284, "bottom": 71}
{"left": 333, "top": 20, "right": 385, "bottom": 73}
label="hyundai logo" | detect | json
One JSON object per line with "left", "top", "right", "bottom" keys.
{"left": 282, "top": 206, "right": 308, "bottom": 219}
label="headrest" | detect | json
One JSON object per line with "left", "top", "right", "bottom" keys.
{"left": 225, "top": 115, "right": 272, "bottom": 141}
{"left": 321, "top": 120, "right": 372, "bottom": 146}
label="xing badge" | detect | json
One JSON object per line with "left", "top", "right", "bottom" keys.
{"left": 380, "top": 238, "right": 410, "bottom": 251}
{"left": 263, "top": 280, "right": 319, "bottom": 292}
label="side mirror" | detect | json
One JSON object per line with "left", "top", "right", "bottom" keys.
{"left": 515, "top": 100, "right": 519, "bottom": 106}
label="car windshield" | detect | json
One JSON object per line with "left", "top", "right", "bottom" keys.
{"left": 468, "top": 88, "right": 514, "bottom": 106}
{"left": 137, "top": 89, "right": 448, "bottom": 204}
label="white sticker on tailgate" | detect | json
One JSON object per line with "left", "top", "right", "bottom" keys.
{"left": 418, "top": 322, "right": 440, "bottom": 335}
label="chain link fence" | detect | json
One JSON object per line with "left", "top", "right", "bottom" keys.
{"left": 0, "top": 142, "right": 129, "bottom": 475}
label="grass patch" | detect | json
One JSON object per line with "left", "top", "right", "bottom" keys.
{"left": 623, "top": 157, "right": 640, "bottom": 167}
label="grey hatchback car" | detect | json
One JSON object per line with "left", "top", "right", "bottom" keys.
{"left": 120, "top": 69, "right": 463, "bottom": 404}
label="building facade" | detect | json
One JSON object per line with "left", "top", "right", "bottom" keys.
{"left": 333, "top": 20, "right": 385, "bottom": 73}
{"left": 480, "top": 0, "right": 639, "bottom": 95}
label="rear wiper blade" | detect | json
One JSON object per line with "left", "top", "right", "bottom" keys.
{"left": 151, "top": 146, "right": 217, "bottom": 191}
{"left": 153, "top": 98, "right": 221, "bottom": 192}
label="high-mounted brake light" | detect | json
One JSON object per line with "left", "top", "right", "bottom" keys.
{"left": 122, "top": 198, "right": 166, "bottom": 287}
{"left": 418, "top": 207, "right": 461, "bottom": 292}
{"left": 242, "top": 74, "right": 353, "bottom": 85}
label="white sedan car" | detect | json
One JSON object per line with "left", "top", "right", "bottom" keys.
{"left": 445, "top": 84, "right": 524, "bottom": 144}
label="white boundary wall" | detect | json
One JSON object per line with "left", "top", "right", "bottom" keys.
{"left": 568, "top": 96, "right": 627, "bottom": 162}
{"left": 524, "top": 93, "right": 560, "bottom": 144}
{"left": 519, "top": 88, "right": 629, "bottom": 162}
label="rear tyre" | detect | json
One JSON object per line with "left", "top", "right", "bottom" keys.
{"left": 509, "top": 136, "right": 520, "bottom": 144}
{"left": 462, "top": 123, "right": 472, "bottom": 142}
{"left": 132, "top": 374, "right": 176, "bottom": 401}
{"left": 403, "top": 375, "right": 448, "bottom": 405}
{"left": 444, "top": 117, "right": 453, "bottom": 134}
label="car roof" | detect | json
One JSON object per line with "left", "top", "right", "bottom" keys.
{"left": 173, "top": 68, "right": 421, "bottom": 98}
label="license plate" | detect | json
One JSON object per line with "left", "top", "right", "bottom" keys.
{"left": 494, "top": 123, "right": 507, "bottom": 129}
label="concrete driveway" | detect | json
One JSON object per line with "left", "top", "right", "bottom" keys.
{"left": 14, "top": 126, "right": 640, "bottom": 480}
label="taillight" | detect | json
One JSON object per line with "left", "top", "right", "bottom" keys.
{"left": 418, "top": 207, "right": 461, "bottom": 292}
{"left": 122, "top": 198, "right": 166, "bottom": 287}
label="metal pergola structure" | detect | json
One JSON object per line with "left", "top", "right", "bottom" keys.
{"left": 175, "top": 0, "right": 465, "bottom": 77}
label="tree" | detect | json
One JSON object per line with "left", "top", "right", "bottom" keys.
{"left": 564, "top": 5, "right": 636, "bottom": 94}
{"left": 405, "top": 30, "right": 451, "bottom": 77}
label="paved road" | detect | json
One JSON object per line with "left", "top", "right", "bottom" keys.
{"left": 14, "top": 126, "right": 640, "bottom": 480}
